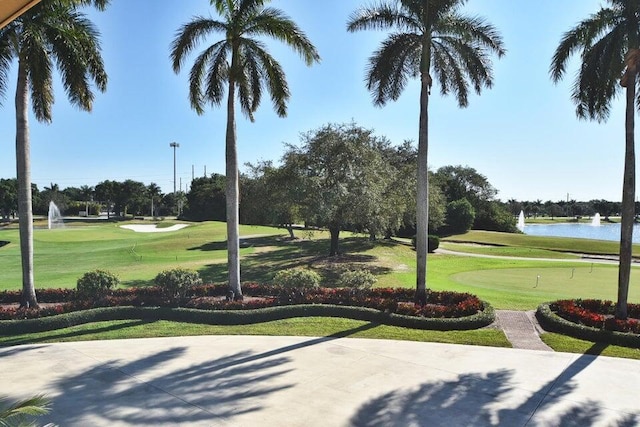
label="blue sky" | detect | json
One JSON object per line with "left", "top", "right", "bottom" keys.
{"left": 0, "top": 0, "right": 628, "bottom": 202}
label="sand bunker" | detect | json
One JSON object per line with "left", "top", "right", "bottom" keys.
{"left": 120, "top": 224, "right": 189, "bottom": 233}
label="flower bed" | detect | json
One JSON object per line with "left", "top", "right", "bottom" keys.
{"left": 536, "top": 299, "right": 640, "bottom": 348}
{"left": 550, "top": 299, "right": 640, "bottom": 334}
{"left": 0, "top": 284, "right": 493, "bottom": 333}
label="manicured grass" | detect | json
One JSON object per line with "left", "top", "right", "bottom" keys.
{"left": 443, "top": 230, "right": 639, "bottom": 256}
{"left": 540, "top": 332, "right": 640, "bottom": 360}
{"left": 0, "top": 220, "right": 286, "bottom": 289}
{"left": 2, "top": 221, "right": 639, "bottom": 311}
{"left": 0, "top": 317, "right": 511, "bottom": 348}
{"left": 439, "top": 242, "right": 579, "bottom": 259}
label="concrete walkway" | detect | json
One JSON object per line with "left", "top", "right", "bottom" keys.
{"left": 2, "top": 335, "right": 639, "bottom": 426}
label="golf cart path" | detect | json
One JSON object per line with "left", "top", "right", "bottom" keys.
{"left": 435, "top": 247, "right": 634, "bottom": 265}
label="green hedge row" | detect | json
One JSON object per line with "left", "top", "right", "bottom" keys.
{"left": 536, "top": 303, "right": 640, "bottom": 348}
{"left": 0, "top": 302, "right": 495, "bottom": 335}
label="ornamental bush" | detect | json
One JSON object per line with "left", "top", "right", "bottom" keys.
{"left": 411, "top": 234, "right": 440, "bottom": 253}
{"left": 76, "top": 270, "right": 119, "bottom": 299}
{"left": 273, "top": 268, "right": 321, "bottom": 289}
{"left": 154, "top": 268, "right": 202, "bottom": 300}
{"left": 337, "top": 269, "right": 377, "bottom": 290}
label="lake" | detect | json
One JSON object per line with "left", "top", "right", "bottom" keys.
{"left": 523, "top": 223, "right": 640, "bottom": 243}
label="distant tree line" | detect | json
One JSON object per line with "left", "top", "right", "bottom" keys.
{"left": 505, "top": 199, "right": 636, "bottom": 221}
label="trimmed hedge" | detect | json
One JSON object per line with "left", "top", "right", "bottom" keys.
{"left": 536, "top": 303, "right": 640, "bottom": 348}
{"left": 0, "top": 302, "right": 495, "bottom": 335}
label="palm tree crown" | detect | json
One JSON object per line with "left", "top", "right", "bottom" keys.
{"left": 0, "top": 0, "right": 107, "bottom": 119}
{"left": 170, "top": 0, "right": 320, "bottom": 120}
{"left": 550, "top": 0, "right": 640, "bottom": 121}
{"left": 347, "top": 0, "right": 505, "bottom": 107}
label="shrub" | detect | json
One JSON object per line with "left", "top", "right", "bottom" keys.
{"left": 76, "top": 270, "right": 119, "bottom": 298}
{"left": 428, "top": 235, "right": 440, "bottom": 252}
{"left": 337, "top": 269, "right": 377, "bottom": 290}
{"left": 154, "top": 268, "right": 202, "bottom": 300}
{"left": 273, "top": 268, "right": 321, "bottom": 288}
{"left": 411, "top": 235, "right": 440, "bottom": 253}
{"left": 446, "top": 198, "right": 475, "bottom": 234}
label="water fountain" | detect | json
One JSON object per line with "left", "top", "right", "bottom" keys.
{"left": 517, "top": 210, "right": 525, "bottom": 231}
{"left": 47, "top": 201, "right": 64, "bottom": 229}
{"left": 591, "top": 213, "right": 601, "bottom": 226}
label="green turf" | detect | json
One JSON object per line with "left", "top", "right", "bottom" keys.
{"left": 0, "top": 317, "right": 511, "bottom": 348}
{"left": 439, "top": 242, "right": 580, "bottom": 259}
{"left": 2, "top": 221, "right": 639, "bottom": 312}
{"left": 540, "top": 333, "right": 640, "bottom": 360}
{"left": 443, "top": 230, "right": 639, "bottom": 256}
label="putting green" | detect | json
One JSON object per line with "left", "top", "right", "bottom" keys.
{"left": 451, "top": 266, "right": 640, "bottom": 308}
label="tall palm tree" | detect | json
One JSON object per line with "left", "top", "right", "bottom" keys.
{"left": 550, "top": 0, "right": 640, "bottom": 320}
{"left": 347, "top": 0, "right": 504, "bottom": 305}
{"left": 0, "top": 0, "right": 108, "bottom": 308}
{"left": 170, "top": 0, "right": 320, "bottom": 300}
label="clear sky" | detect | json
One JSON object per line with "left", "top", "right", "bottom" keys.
{"left": 0, "top": 0, "right": 629, "bottom": 202}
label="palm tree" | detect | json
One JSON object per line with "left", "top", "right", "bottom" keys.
{"left": 170, "top": 0, "right": 320, "bottom": 300}
{"left": 0, "top": 394, "right": 51, "bottom": 427}
{"left": 0, "top": 0, "right": 108, "bottom": 308}
{"left": 347, "top": 0, "right": 504, "bottom": 305}
{"left": 550, "top": 1, "right": 640, "bottom": 320}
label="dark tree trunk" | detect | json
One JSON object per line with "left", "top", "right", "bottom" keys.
{"left": 329, "top": 225, "right": 340, "bottom": 256}
{"left": 286, "top": 224, "right": 295, "bottom": 239}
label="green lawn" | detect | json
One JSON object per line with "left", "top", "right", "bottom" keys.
{"left": 0, "top": 318, "right": 511, "bottom": 348}
{"left": 2, "top": 221, "right": 639, "bottom": 357}
{"left": 2, "top": 221, "right": 639, "bottom": 310}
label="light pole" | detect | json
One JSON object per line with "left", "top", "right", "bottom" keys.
{"left": 170, "top": 142, "right": 179, "bottom": 195}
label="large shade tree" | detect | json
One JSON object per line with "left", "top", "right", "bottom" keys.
{"left": 0, "top": 0, "right": 108, "bottom": 308}
{"left": 550, "top": 0, "right": 640, "bottom": 320}
{"left": 347, "top": 0, "right": 505, "bottom": 304}
{"left": 170, "top": 0, "right": 319, "bottom": 300}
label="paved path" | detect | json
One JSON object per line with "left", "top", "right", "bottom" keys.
{"left": 496, "top": 310, "right": 553, "bottom": 351}
{"left": 2, "top": 336, "right": 639, "bottom": 426}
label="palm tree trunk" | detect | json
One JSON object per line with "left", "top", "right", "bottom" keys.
{"left": 226, "top": 76, "right": 242, "bottom": 301}
{"left": 415, "top": 32, "right": 431, "bottom": 306}
{"left": 15, "top": 59, "right": 37, "bottom": 309}
{"left": 616, "top": 69, "right": 636, "bottom": 320}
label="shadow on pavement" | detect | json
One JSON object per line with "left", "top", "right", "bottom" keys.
{"left": 350, "top": 349, "right": 640, "bottom": 426}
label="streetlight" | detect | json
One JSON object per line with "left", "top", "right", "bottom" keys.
{"left": 170, "top": 142, "right": 179, "bottom": 195}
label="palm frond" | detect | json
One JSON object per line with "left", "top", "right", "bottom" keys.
{"left": 571, "top": 25, "right": 626, "bottom": 121}
{"left": 0, "top": 394, "right": 51, "bottom": 425}
{"left": 245, "top": 39, "right": 289, "bottom": 117}
{"left": 435, "top": 13, "right": 505, "bottom": 58}
{"left": 0, "top": 25, "right": 18, "bottom": 105}
{"left": 365, "top": 32, "right": 421, "bottom": 106}
{"left": 432, "top": 40, "right": 469, "bottom": 106}
{"left": 550, "top": 7, "right": 619, "bottom": 82}
{"left": 189, "top": 40, "right": 228, "bottom": 114}
{"left": 170, "top": 17, "right": 227, "bottom": 73}
{"left": 347, "top": 2, "right": 419, "bottom": 33}
{"left": 245, "top": 7, "right": 320, "bottom": 65}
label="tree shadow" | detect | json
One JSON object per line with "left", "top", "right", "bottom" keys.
{"left": 44, "top": 345, "right": 292, "bottom": 425}
{"left": 349, "top": 348, "right": 639, "bottom": 426}
{"left": 0, "top": 240, "right": 9, "bottom": 249}
{"left": 0, "top": 320, "right": 151, "bottom": 346}
{"left": 40, "top": 322, "right": 377, "bottom": 425}
{"left": 196, "top": 236, "right": 393, "bottom": 284}
{"left": 188, "top": 236, "right": 281, "bottom": 252}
